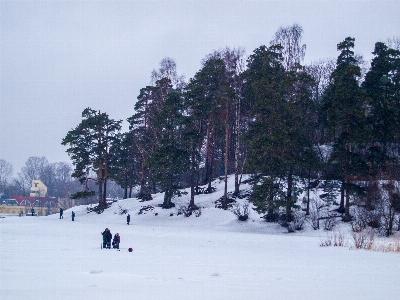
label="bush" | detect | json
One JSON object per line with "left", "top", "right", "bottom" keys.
{"left": 138, "top": 205, "right": 154, "bottom": 215}
{"left": 350, "top": 228, "right": 375, "bottom": 250}
{"left": 373, "top": 237, "right": 400, "bottom": 252}
{"left": 323, "top": 212, "right": 340, "bottom": 231}
{"left": 319, "top": 231, "right": 345, "bottom": 247}
{"left": 232, "top": 202, "right": 250, "bottom": 221}
{"left": 114, "top": 205, "right": 128, "bottom": 215}
{"left": 287, "top": 211, "right": 305, "bottom": 232}
{"left": 177, "top": 204, "right": 201, "bottom": 217}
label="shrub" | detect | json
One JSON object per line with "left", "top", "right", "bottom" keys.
{"left": 373, "top": 237, "right": 400, "bottom": 252}
{"left": 138, "top": 205, "right": 154, "bottom": 215}
{"left": 350, "top": 228, "right": 375, "bottom": 250}
{"left": 319, "top": 231, "right": 345, "bottom": 247}
{"left": 177, "top": 204, "right": 201, "bottom": 217}
{"left": 323, "top": 212, "right": 340, "bottom": 231}
{"left": 114, "top": 205, "right": 128, "bottom": 215}
{"left": 232, "top": 202, "right": 250, "bottom": 221}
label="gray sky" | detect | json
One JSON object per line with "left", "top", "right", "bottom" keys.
{"left": 1, "top": 0, "right": 399, "bottom": 175}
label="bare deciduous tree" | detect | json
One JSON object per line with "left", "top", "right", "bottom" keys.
{"left": 0, "top": 159, "right": 13, "bottom": 193}
{"left": 151, "top": 57, "right": 185, "bottom": 89}
{"left": 17, "top": 157, "right": 49, "bottom": 194}
{"left": 270, "top": 23, "right": 306, "bottom": 71}
{"left": 386, "top": 36, "right": 400, "bottom": 50}
{"left": 306, "top": 58, "right": 335, "bottom": 103}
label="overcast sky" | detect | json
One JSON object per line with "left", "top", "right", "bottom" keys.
{"left": 1, "top": 0, "right": 399, "bottom": 175}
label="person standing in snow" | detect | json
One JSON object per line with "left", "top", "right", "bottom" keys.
{"left": 60, "top": 208, "right": 63, "bottom": 219}
{"left": 31, "top": 207, "right": 35, "bottom": 216}
{"left": 112, "top": 233, "right": 120, "bottom": 249}
{"left": 71, "top": 211, "right": 75, "bottom": 221}
{"left": 102, "top": 228, "right": 112, "bottom": 249}
{"left": 127, "top": 214, "right": 130, "bottom": 225}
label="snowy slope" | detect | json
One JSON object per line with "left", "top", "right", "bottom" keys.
{"left": 1, "top": 175, "right": 400, "bottom": 300}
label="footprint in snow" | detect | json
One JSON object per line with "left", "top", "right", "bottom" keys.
{"left": 89, "top": 270, "right": 103, "bottom": 274}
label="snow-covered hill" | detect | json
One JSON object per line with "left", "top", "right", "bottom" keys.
{"left": 1, "top": 175, "right": 399, "bottom": 300}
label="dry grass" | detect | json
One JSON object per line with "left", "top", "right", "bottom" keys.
{"left": 350, "top": 229, "right": 375, "bottom": 250}
{"left": 320, "top": 227, "right": 400, "bottom": 253}
{"left": 319, "top": 231, "right": 345, "bottom": 247}
{"left": 371, "top": 237, "right": 400, "bottom": 253}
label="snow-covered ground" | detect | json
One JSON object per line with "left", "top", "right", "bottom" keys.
{"left": 1, "top": 176, "right": 400, "bottom": 300}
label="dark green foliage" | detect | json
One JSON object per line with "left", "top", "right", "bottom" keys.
{"left": 321, "top": 37, "right": 368, "bottom": 221}
{"left": 61, "top": 108, "right": 122, "bottom": 210}
{"left": 244, "top": 45, "right": 318, "bottom": 221}
{"left": 109, "top": 132, "right": 140, "bottom": 199}
{"left": 61, "top": 32, "right": 400, "bottom": 228}
{"left": 147, "top": 90, "right": 192, "bottom": 208}
{"left": 362, "top": 42, "right": 400, "bottom": 175}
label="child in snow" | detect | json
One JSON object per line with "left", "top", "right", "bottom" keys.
{"left": 127, "top": 214, "right": 130, "bottom": 225}
{"left": 60, "top": 208, "right": 63, "bottom": 219}
{"left": 112, "top": 233, "right": 120, "bottom": 249}
{"left": 71, "top": 211, "right": 75, "bottom": 221}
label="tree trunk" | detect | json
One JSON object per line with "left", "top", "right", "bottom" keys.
{"left": 98, "top": 177, "right": 105, "bottom": 209}
{"left": 195, "top": 118, "right": 203, "bottom": 192}
{"left": 189, "top": 150, "right": 198, "bottom": 210}
{"left": 286, "top": 167, "right": 293, "bottom": 221}
{"left": 204, "top": 117, "right": 212, "bottom": 186}
{"left": 344, "top": 175, "right": 351, "bottom": 222}
{"left": 338, "top": 179, "right": 345, "bottom": 213}
{"left": 207, "top": 128, "right": 216, "bottom": 192}
{"left": 103, "top": 178, "right": 107, "bottom": 206}
{"left": 306, "top": 172, "right": 311, "bottom": 215}
{"left": 129, "top": 184, "right": 133, "bottom": 198}
{"left": 223, "top": 108, "right": 229, "bottom": 209}
{"left": 123, "top": 172, "right": 128, "bottom": 199}
{"left": 233, "top": 96, "right": 241, "bottom": 197}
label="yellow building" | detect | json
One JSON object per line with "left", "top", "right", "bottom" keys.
{"left": 30, "top": 180, "right": 47, "bottom": 197}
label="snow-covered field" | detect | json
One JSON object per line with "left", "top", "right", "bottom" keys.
{"left": 1, "top": 176, "right": 400, "bottom": 300}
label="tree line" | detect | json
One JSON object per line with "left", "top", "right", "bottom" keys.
{"left": 0, "top": 157, "right": 79, "bottom": 199}
{"left": 61, "top": 24, "right": 400, "bottom": 232}
{"left": 0, "top": 156, "right": 123, "bottom": 202}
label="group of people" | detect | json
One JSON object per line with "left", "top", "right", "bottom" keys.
{"left": 59, "top": 208, "right": 75, "bottom": 221}
{"left": 100, "top": 214, "right": 131, "bottom": 250}
{"left": 102, "top": 228, "right": 120, "bottom": 249}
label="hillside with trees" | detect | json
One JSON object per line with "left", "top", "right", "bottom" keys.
{"left": 61, "top": 24, "right": 400, "bottom": 236}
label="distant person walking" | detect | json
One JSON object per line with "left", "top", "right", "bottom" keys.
{"left": 127, "top": 214, "right": 130, "bottom": 225}
{"left": 60, "top": 208, "right": 63, "bottom": 219}
{"left": 71, "top": 211, "right": 75, "bottom": 221}
{"left": 31, "top": 208, "right": 35, "bottom": 216}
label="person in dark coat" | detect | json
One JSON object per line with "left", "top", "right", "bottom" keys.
{"left": 71, "top": 211, "right": 75, "bottom": 221}
{"left": 60, "top": 208, "right": 63, "bottom": 219}
{"left": 112, "top": 233, "right": 120, "bottom": 249}
{"left": 31, "top": 208, "right": 35, "bottom": 216}
{"left": 102, "top": 228, "right": 112, "bottom": 249}
{"left": 127, "top": 214, "right": 130, "bottom": 225}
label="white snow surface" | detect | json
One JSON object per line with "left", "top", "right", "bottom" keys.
{"left": 1, "top": 176, "right": 400, "bottom": 300}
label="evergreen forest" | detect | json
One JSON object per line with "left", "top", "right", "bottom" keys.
{"left": 62, "top": 25, "right": 400, "bottom": 236}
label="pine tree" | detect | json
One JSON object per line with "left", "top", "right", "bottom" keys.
{"left": 362, "top": 42, "right": 400, "bottom": 177}
{"left": 185, "top": 57, "right": 231, "bottom": 194}
{"left": 321, "top": 37, "right": 368, "bottom": 221}
{"left": 244, "top": 45, "right": 317, "bottom": 223}
{"left": 109, "top": 132, "right": 140, "bottom": 199}
{"left": 147, "top": 91, "right": 190, "bottom": 208}
{"left": 62, "top": 108, "right": 122, "bottom": 211}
